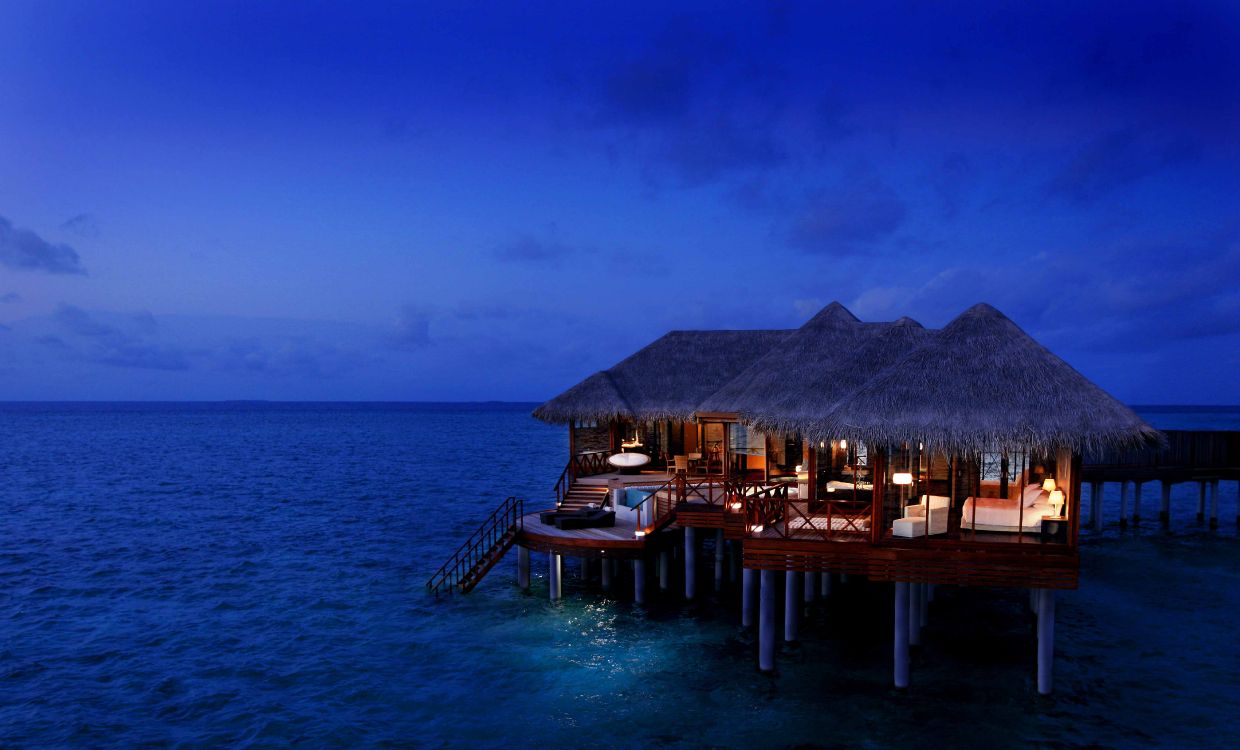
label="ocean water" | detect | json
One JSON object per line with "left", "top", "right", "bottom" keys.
{"left": 1, "top": 403, "right": 1238, "bottom": 748}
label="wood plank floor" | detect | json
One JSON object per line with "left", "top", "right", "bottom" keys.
{"left": 520, "top": 511, "right": 640, "bottom": 541}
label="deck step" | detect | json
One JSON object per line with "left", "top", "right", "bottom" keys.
{"left": 560, "top": 483, "right": 610, "bottom": 511}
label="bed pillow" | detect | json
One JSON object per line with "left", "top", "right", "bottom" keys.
{"left": 1022, "top": 483, "right": 1047, "bottom": 507}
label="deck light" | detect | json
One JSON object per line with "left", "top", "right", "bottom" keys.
{"left": 1042, "top": 478, "right": 1057, "bottom": 492}
{"left": 892, "top": 472, "right": 913, "bottom": 485}
{"left": 1048, "top": 489, "right": 1065, "bottom": 516}
{"left": 729, "top": 501, "right": 742, "bottom": 511}
{"left": 752, "top": 524, "right": 765, "bottom": 534}
{"left": 795, "top": 464, "right": 803, "bottom": 472}
{"left": 634, "top": 529, "right": 646, "bottom": 539}
{"left": 839, "top": 439, "right": 847, "bottom": 449}
{"left": 819, "top": 441, "right": 825, "bottom": 449}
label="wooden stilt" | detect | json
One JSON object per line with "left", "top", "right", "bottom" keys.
{"left": 1198, "top": 481, "right": 1207, "bottom": 523}
{"left": 658, "top": 548, "right": 669, "bottom": 591}
{"left": 1119, "top": 481, "right": 1129, "bottom": 529}
{"left": 517, "top": 546, "right": 530, "bottom": 590}
{"left": 742, "top": 568, "right": 756, "bottom": 628}
{"left": 759, "top": 570, "right": 777, "bottom": 672}
{"left": 549, "top": 553, "right": 562, "bottom": 601}
{"left": 1209, "top": 480, "right": 1220, "bottom": 530}
{"left": 1160, "top": 481, "right": 1171, "bottom": 527}
{"left": 784, "top": 570, "right": 800, "bottom": 642}
{"left": 1091, "top": 482, "right": 1103, "bottom": 532}
{"left": 894, "top": 582, "right": 910, "bottom": 688}
{"left": 1037, "top": 588, "right": 1056, "bottom": 695}
{"left": 684, "top": 528, "right": 696, "bottom": 600}
{"left": 1132, "top": 481, "right": 1143, "bottom": 526}
{"left": 714, "top": 529, "right": 725, "bottom": 592}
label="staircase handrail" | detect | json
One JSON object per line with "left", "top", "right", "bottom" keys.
{"left": 426, "top": 496, "right": 523, "bottom": 595}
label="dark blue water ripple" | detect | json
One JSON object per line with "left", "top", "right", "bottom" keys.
{"left": 1, "top": 403, "right": 1238, "bottom": 748}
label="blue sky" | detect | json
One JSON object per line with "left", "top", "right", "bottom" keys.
{"left": 1, "top": 1, "right": 1238, "bottom": 402}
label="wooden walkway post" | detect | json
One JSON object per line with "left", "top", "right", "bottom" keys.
{"left": 1132, "top": 481, "right": 1143, "bottom": 526}
{"left": 1197, "top": 481, "right": 1207, "bottom": 523}
{"left": 1160, "top": 481, "right": 1172, "bottom": 527}
{"left": 1209, "top": 480, "right": 1220, "bottom": 530}
{"left": 821, "top": 571, "right": 832, "bottom": 597}
{"left": 1091, "top": 482, "right": 1103, "bottom": 532}
{"left": 804, "top": 571, "right": 818, "bottom": 604}
{"left": 1119, "top": 481, "right": 1129, "bottom": 529}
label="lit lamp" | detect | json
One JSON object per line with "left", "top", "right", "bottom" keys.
{"left": 1049, "top": 489, "right": 1065, "bottom": 517}
{"left": 839, "top": 439, "right": 847, "bottom": 449}
{"left": 892, "top": 472, "right": 913, "bottom": 486}
{"left": 1042, "top": 477, "right": 1057, "bottom": 493}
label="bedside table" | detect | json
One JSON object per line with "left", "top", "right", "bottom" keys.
{"left": 1040, "top": 516, "right": 1068, "bottom": 543}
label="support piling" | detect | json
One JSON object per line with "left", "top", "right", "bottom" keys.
{"left": 517, "top": 546, "right": 530, "bottom": 590}
{"left": 759, "top": 570, "right": 777, "bottom": 672}
{"left": 894, "top": 582, "right": 910, "bottom": 689}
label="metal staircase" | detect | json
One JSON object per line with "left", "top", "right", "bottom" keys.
{"left": 426, "top": 496, "right": 523, "bottom": 596}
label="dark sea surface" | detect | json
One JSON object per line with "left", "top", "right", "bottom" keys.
{"left": 2, "top": 403, "right": 1238, "bottom": 748}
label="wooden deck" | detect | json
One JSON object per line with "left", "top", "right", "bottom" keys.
{"left": 516, "top": 510, "right": 648, "bottom": 557}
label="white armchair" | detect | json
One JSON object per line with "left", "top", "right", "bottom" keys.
{"left": 893, "top": 494, "right": 950, "bottom": 537}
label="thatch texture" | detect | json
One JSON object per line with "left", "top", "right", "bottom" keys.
{"left": 808, "top": 303, "right": 1161, "bottom": 453}
{"left": 531, "top": 370, "right": 631, "bottom": 425}
{"left": 737, "top": 314, "right": 935, "bottom": 437}
{"left": 532, "top": 329, "right": 790, "bottom": 424}
{"left": 700, "top": 302, "right": 871, "bottom": 419}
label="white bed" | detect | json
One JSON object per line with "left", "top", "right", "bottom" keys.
{"left": 960, "top": 484, "right": 1054, "bottom": 532}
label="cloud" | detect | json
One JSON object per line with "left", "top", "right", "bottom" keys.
{"left": 0, "top": 215, "right": 87, "bottom": 275}
{"left": 390, "top": 305, "right": 431, "bottom": 350}
{"left": 493, "top": 236, "right": 574, "bottom": 264}
{"left": 210, "top": 337, "right": 368, "bottom": 378}
{"left": 0, "top": 292, "right": 19, "bottom": 304}
{"left": 850, "top": 225, "right": 1240, "bottom": 356}
{"left": 929, "top": 153, "right": 973, "bottom": 219}
{"left": 587, "top": 17, "right": 788, "bottom": 187}
{"left": 1045, "top": 129, "right": 1200, "bottom": 204}
{"left": 786, "top": 176, "right": 907, "bottom": 254}
{"left": 60, "top": 213, "right": 100, "bottom": 239}
{"left": 52, "top": 304, "right": 189, "bottom": 370}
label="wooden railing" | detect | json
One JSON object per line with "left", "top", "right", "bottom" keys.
{"left": 426, "top": 496, "right": 523, "bottom": 596}
{"left": 631, "top": 475, "right": 787, "bottom": 533}
{"left": 553, "top": 450, "right": 612, "bottom": 505}
{"left": 744, "top": 490, "right": 871, "bottom": 542}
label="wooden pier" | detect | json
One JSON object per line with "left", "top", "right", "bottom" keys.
{"left": 1082, "top": 430, "right": 1240, "bottom": 529}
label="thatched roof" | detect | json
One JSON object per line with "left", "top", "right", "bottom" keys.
{"left": 533, "top": 328, "right": 790, "bottom": 424}
{"left": 699, "top": 302, "right": 873, "bottom": 420}
{"left": 710, "top": 311, "right": 935, "bottom": 436}
{"left": 809, "top": 303, "right": 1160, "bottom": 453}
{"left": 530, "top": 371, "right": 632, "bottom": 425}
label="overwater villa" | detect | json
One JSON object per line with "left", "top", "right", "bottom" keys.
{"left": 428, "top": 302, "right": 1159, "bottom": 694}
